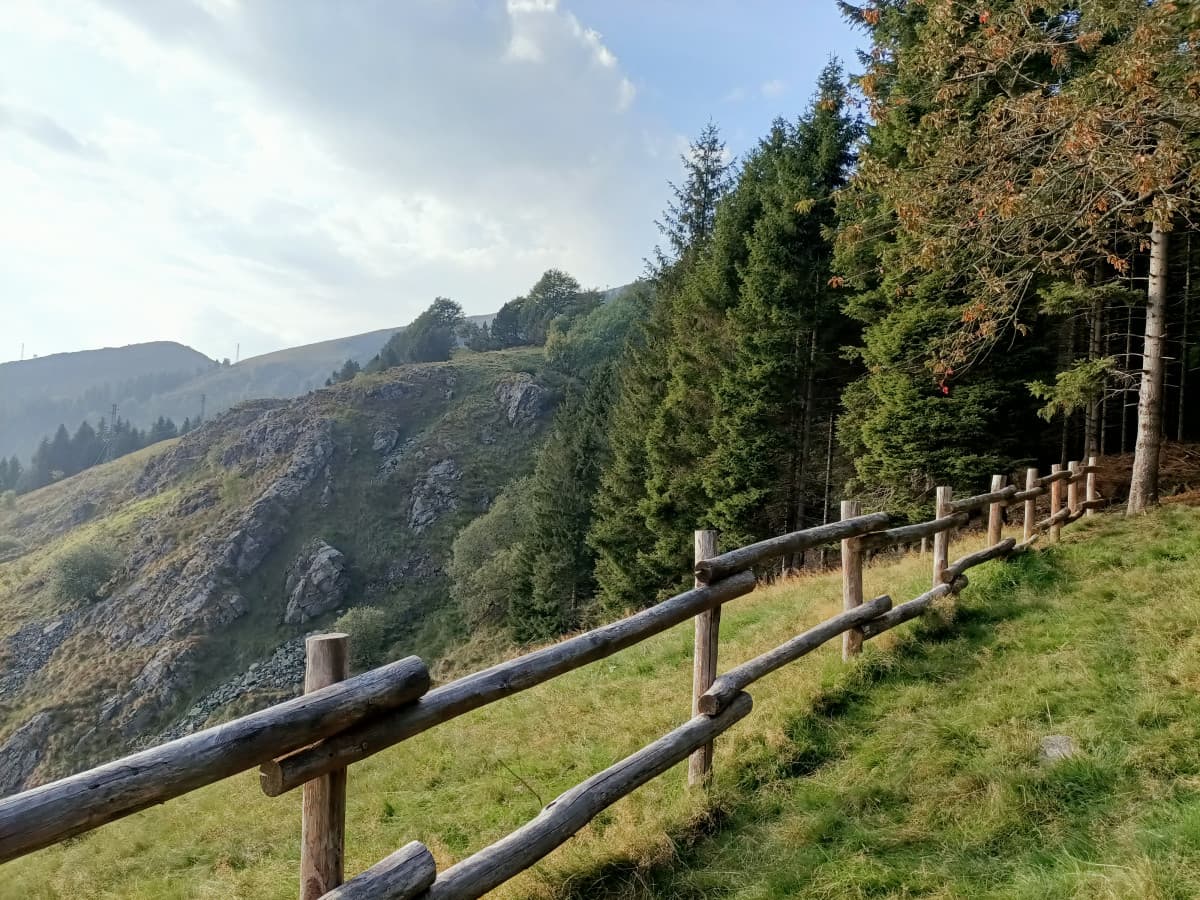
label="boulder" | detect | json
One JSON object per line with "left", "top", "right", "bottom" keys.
{"left": 0, "top": 711, "right": 54, "bottom": 796}
{"left": 283, "top": 540, "right": 350, "bottom": 624}
{"left": 408, "top": 459, "right": 462, "bottom": 532}
{"left": 495, "top": 374, "right": 550, "bottom": 427}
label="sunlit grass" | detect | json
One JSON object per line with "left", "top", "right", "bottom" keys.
{"left": 8, "top": 506, "right": 1200, "bottom": 898}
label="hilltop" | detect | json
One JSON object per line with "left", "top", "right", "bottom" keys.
{"left": 0, "top": 348, "right": 557, "bottom": 790}
{"left": 0, "top": 342, "right": 215, "bottom": 460}
{"left": 6, "top": 503, "right": 1200, "bottom": 897}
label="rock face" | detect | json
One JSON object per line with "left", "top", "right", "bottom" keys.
{"left": 409, "top": 459, "right": 462, "bottom": 533}
{"left": 150, "top": 638, "right": 307, "bottom": 745}
{"left": 283, "top": 541, "right": 350, "bottom": 624}
{"left": 0, "top": 712, "right": 54, "bottom": 796}
{"left": 495, "top": 374, "right": 551, "bottom": 427}
{"left": 0, "top": 360, "right": 558, "bottom": 792}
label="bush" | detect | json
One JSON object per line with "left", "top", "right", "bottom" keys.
{"left": 1, "top": 490, "right": 15, "bottom": 510}
{"left": 52, "top": 544, "right": 120, "bottom": 603}
{"left": 334, "top": 606, "right": 394, "bottom": 672}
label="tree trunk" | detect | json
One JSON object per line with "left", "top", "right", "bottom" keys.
{"left": 793, "top": 331, "right": 817, "bottom": 567}
{"left": 1121, "top": 305, "right": 1133, "bottom": 454}
{"left": 1128, "top": 221, "right": 1169, "bottom": 515}
{"left": 820, "top": 411, "right": 834, "bottom": 569}
{"left": 1179, "top": 232, "right": 1191, "bottom": 442}
{"left": 1085, "top": 293, "right": 1103, "bottom": 459}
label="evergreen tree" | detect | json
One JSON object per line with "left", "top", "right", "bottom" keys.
{"left": 590, "top": 123, "right": 736, "bottom": 609}
{"left": 509, "top": 367, "right": 614, "bottom": 640}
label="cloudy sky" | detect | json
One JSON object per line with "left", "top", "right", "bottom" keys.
{"left": 1, "top": 0, "right": 862, "bottom": 363}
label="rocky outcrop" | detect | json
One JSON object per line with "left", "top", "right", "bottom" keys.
{"left": 0, "top": 614, "right": 78, "bottom": 699}
{"left": 0, "top": 359, "right": 557, "bottom": 785}
{"left": 151, "top": 638, "right": 306, "bottom": 745}
{"left": 0, "top": 711, "right": 54, "bottom": 796}
{"left": 495, "top": 374, "right": 550, "bottom": 427}
{"left": 283, "top": 540, "right": 350, "bottom": 624}
{"left": 409, "top": 458, "right": 462, "bottom": 532}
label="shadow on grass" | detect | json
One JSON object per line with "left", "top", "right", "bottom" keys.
{"left": 552, "top": 551, "right": 1063, "bottom": 900}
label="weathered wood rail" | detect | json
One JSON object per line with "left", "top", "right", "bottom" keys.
{"left": 0, "top": 455, "right": 1109, "bottom": 899}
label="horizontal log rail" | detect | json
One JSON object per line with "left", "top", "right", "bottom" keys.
{"left": 861, "top": 579, "right": 964, "bottom": 641}
{"left": 1033, "top": 507, "right": 1072, "bottom": 533}
{"left": 321, "top": 842, "right": 436, "bottom": 900}
{"left": 943, "top": 538, "right": 1016, "bottom": 582}
{"left": 698, "top": 595, "right": 893, "bottom": 716}
{"left": 693, "top": 513, "right": 891, "bottom": 584}
{"left": 262, "top": 571, "right": 757, "bottom": 796}
{"left": 1012, "top": 485, "right": 1047, "bottom": 502}
{"left": 949, "top": 485, "right": 1018, "bottom": 513}
{"left": 398, "top": 694, "right": 755, "bottom": 900}
{"left": 0, "top": 656, "right": 431, "bottom": 864}
{"left": 850, "top": 513, "right": 967, "bottom": 551}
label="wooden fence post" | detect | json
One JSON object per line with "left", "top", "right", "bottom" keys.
{"left": 932, "top": 486, "right": 952, "bottom": 587}
{"left": 1086, "top": 455, "right": 1098, "bottom": 516}
{"left": 987, "top": 474, "right": 1006, "bottom": 547}
{"left": 300, "top": 633, "right": 349, "bottom": 900}
{"left": 1050, "top": 464, "right": 1063, "bottom": 543}
{"left": 688, "top": 530, "right": 720, "bottom": 789}
{"left": 841, "top": 500, "right": 864, "bottom": 661}
{"left": 1023, "top": 467, "right": 1038, "bottom": 543}
{"left": 1067, "top": 461, "right": 1080, "bottom": 515}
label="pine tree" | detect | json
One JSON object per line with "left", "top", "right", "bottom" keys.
{"left": 590, "top": 124, "right": 735, "bottom": 610}
{"left": 705, "top": 63, "right": 860, "bottom": 549}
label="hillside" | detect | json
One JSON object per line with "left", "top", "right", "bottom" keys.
{"left": 0, "top": 348, "right": 557, "bottom": 791}
{"left": 6, "top": 503, "right": 1200, "bottom": 897}
{"left": 0, "top": 342, "right": 215, "bottom": 460}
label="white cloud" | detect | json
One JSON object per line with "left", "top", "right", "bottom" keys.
{"left": 0, "top": 0, "right": 666, "bottom": 361}
{"left": 761, "top": 79, "right": 786, "bottom": 97}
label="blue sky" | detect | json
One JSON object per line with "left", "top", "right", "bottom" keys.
{"left": 0, "top": 1, "right": 865, "bottom": 363}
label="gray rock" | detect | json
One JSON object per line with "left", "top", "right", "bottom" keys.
{"left": 1039, "top": 734, "right": 1078, "bottom": 763}
{"left": 372, "top": 428, "right": 400, "bottom": 454}
{"left": 479, "top": 425, "right": 496, "bottom": 445}
{"left": 408, "top": 458, "right": 461, "bottom": 532}
{"left": 283, "top": 540, "right": 350, "bottom": 624}
{"left": 0, "top": 711, "right": 54, "bottom": 796}
{"left": 495, "top": 374, "right": 550, "bottom": 427}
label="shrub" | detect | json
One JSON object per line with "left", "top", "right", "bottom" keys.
{"left": 1, "top": 490, "right": 15, "bottom": 510}
{"left": 334, "top": 606, "right": 393, "bottom": 672}
{"left": 52, "top": 543, "right": 120, "bottom": 603}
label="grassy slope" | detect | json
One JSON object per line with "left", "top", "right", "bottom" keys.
{"left": 8, "top": 505, "right": 1200, "bottom": 898}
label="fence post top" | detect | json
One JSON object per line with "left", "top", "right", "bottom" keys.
{"left": 306, "top": 633, "right": 348, "bottom": 647}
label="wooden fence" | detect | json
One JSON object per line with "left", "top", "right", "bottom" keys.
{"left": 0, "top": 455, "right": 1106, "bottom": 899}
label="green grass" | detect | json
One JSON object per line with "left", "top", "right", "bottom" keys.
{"left": 8, "top": 505, "right": 1200, "bottom": 898}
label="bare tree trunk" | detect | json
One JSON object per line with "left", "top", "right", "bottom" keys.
{"left": 1122, "top": 305, "right": 1133, "bottom": 454}
{"left": 1179, "top": 232, "right": 1191, "bottom": 442}
{"left": 1128, "top": 221, "right": 1169, "bottom": 515}
{"left": 793, "top": 331, "right": 817, "bottom": 567}
{"left": 819, "top": 411, "right": 834, "bottom": 569}
{"left": 1085, "top": 293, "right": 1103, "bottom": 458}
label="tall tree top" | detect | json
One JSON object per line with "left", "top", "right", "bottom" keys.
{"left": 651, "top": 122, "right": 736, "bottom": 275}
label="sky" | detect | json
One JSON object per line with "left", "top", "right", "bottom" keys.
{"left": 0, "top": 0, "right": 864, "bottom": 363}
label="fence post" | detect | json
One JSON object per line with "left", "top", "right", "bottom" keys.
{"left": 841, "top": 500, "right": 864, "bottom": 660}
{"left": 1023, "top": 467, "right": 1038, "bottom": 543}
{"left": 932, "top": 486, "right": 952, "bottom": 587}
{"left": 1067, "top": 460, "right": 1080, "bottom": 516}
{"left": 688, "top": 530, "right": 720, "bottom": 789}
{"left": 1086, "top": 455, "right": 1098, "bottom": 516}
{"left": 987, "top": 474, "right": 1006, "bottom": 547}
{"left": 300, "top": 633, "right": 349, "bottom": 900}
{"left": 1049, "top": 464, "right": 1063, "bottom": 542}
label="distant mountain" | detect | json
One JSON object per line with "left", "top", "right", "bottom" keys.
{"left": 0, "top": 291, "right": 627, "bottom": 466}
{"left": 0, "top": 342, "right": 215, "bottom": 460}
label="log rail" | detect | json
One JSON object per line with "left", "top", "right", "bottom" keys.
{"left": 0, "top": 455, "right": 1110, "bottom": 900}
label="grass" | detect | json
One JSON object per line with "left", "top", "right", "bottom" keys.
{"left": 7, "top": 504, "right": 1200, "bottom": 898}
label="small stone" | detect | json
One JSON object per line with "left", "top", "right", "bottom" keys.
{"left": 1039, "top": 734, "right": 1078, "bottom": 763}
